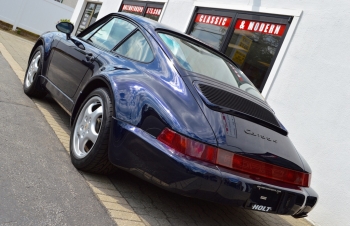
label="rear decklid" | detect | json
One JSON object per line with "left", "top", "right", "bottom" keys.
{"left": 184, "top": 74, "right": 307, "bottom": 173}
{"left": 156, "top": 31, "right": 308, "bottom": 173}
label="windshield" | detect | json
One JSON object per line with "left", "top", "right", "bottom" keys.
{"left": 158, "top": 33, "right": 264, "bottom": 100}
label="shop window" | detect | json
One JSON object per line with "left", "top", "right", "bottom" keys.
{"left": 189, "top": 14, "right": 232, "bottom": 50}
{"left": 225, "top": 19, "right": 286, "bottom": 89}
{"left": 187, "top": 8, "right": 290, "bottom": 91}
{"left": 119, "top": 1, "right": 164, "bottom": 21}
{"left": 76, "top": 3, "right": 102, "bottom": 35}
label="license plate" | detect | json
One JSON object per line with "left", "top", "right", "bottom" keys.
{"left": 248, "top": 186, "right": 282, "bottom": 212}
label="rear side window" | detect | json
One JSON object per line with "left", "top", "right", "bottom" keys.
{"left": 114, "top": 31, "right": 153, "bottom": 62}
{"left": 83, "top": 18, "right": 136, "bottom": 50}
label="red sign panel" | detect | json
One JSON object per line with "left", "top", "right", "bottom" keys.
{"left": 234, "top": 19, "right": 286, "bottom": 36}
{"left": 146, "top": 7, "right": 162, "bottom": 16}
{"left": 195, "top": 14, "right": 232, "bottom": 27}
{"left": 122, "top": 4, "right": 144, "bottom": 13}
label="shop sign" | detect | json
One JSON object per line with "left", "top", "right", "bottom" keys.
{"left": 146, "top": 7, "right": 162, "bottom": 16}
{"left": 195, "top": 14, "right": 232, "bottom": 27}
{"left": 231, "top": 35, "right": 252, "bottom": 66}
{"left": 235, "top": 19, "right": 286, "bottom": 36}
{"left": 238, "top": 36, "right": 252, "bottom": 51}
{"left": 232, "top": 50, "right": 246, "bottom": 66}
{"left": 122, "top": 4, "right": 144, "bottom": 13}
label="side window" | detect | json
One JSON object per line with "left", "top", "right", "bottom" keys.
{"left": 114, "top": 31, "right": 153, "bottom": 62}
{"left": 83, "top": 18, "right": 136, "bottom": 50}
{"left": 81, "top": 23, "right": 104, "bottom": 40}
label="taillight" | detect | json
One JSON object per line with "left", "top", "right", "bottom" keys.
{"left": 216, "top": 149, "right": 310, "bottom": 187}
{"left": 157, "top": 128, "right": 310, "bottom": 187}
{"left": 157, "top": 128, "right": 217, "bottom": 163}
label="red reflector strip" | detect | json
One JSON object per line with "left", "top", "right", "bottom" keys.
{"left": 216, "top": 149, "right": 310, "bottom": 187}
{"left": 157, "top": 128, "right": 310, "bottom": 187}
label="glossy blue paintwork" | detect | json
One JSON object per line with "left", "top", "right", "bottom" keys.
{"left": 97, "top": 38, "right": 217, "bottom": 146}
{"left": 31, "top": 13, "right": 317, "bottom": 216}
{"left": 109, "top": 117, "right": 317, "bottom": 216}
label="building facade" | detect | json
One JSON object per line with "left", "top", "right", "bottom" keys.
{"left": 54, "top": 0, "right": 78, "bottom": 8}
{"left": 70, "top": 1, "right": 350, "bottom": 225}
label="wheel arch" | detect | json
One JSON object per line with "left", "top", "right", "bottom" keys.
{"left": 70, "top": 76, "right": 115, "bottom": 126}
{"left": 29, "top": 32, "right": 59, "bottom": 75}
{"left": 29, "top": 39, "right": 44, "bottom": 64}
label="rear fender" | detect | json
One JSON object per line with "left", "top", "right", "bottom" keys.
{"left": 70, "top": 75, "right": 115, "bottom": 126}
{"left": 106, "top": 66, "right": 217, "bottom": 146}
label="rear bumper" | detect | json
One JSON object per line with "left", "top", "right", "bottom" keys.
{"left": 109, "top": 118, "right": 318, "bottom": 217}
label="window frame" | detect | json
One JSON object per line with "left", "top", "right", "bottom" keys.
{"left": 186, "top": 7, "right": 292, "bottom": 93}
{"left": 84, "top": 18, "right": 137, "bottom": 51}
{"left": 156, "top": 29, "right": 266, "bottom": 102}
{"left": 77, "top": 15, "right": 155, "bottom": 64}
{"left": 113, "top": 30, "right": 155, "bottom": 63}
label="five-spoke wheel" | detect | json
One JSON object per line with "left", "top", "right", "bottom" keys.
{"left": 23, "top": 45, "right": 47, "bottom": 98}
{"left": 72, "top": 96, "right": 103, "bottom": 159}
{"left": 70, "top": 88, "right": 116, "bottom": 174}
{"left": 24, "top": 51, "right": 40, "bottom": 88}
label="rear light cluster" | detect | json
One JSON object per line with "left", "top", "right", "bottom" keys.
{"left": 157, "top": 128, "right": 310, "bottom": 187}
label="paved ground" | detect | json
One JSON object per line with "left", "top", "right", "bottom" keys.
{"left": 0, "top": 29, "right": 314, "bottom": 226}
{"left": 0, "top": 47, "right": 115, "bottom": 225}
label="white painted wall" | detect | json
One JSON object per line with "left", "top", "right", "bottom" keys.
{"left": 62, "top": 0, "right": 78, "bottom": 8}
{"left": 264, "top": 1, "right": 350, "bottom": 225}
{"left": 97, "top": 0, "right": 122, "bottom": 20}
{"left": 70, "top": 0, "right": 350, "bottom": 225}
{"left": 0, "top": 0, "right": 74, "bottom": 35}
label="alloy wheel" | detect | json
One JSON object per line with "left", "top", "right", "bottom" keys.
{"left": 25, "top": 51, "right": 41, "bottom": 88}
{"left": 72, "top": 96, "right": 103, "bottom": 159}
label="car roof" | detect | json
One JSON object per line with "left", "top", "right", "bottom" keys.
{"left": 98, "top": 12, "right": 239, "bottom": 68}
{"left": 111, "top": 12, "right": 184, "bottom": 34}
{"left": 111, "top": 12, "right": 227, "bottom": 55}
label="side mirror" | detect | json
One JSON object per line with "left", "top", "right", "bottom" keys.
{"left": 56, "top": 22, "right": 74, "bottom": 39}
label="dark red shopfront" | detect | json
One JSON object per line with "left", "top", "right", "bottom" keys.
{"left": 187, "top": 8, "right": 291, "bottom": 91}
{"left": 119, "top": 1, "right": 164, "bottom": 21}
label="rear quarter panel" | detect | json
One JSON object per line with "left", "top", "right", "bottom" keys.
{"left": 93, "top": 30, "right": 217, "bottom": 146}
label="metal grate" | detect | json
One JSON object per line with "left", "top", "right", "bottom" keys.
{"left": 198, "top": 84, "right": 280, "bottom": 127}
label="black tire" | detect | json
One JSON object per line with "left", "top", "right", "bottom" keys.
{"left": 70, "top": 88, "right": 117, "bottom": 174}
{"left": 23, "top": 45, "right": 47, "bottom": 98}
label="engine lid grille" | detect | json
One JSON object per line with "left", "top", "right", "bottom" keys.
{"left": 198, "top": 84, "right": 280, "bottom": 128}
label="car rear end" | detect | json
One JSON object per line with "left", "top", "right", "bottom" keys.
{"left": 151, "top": 30, "right": 318, "bottom": 217}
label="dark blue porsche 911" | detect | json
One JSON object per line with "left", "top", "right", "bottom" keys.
{"left": 23, "top": 12, "right": 317, "bottom": 218}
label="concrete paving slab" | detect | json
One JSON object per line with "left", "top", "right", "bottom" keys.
{"left": 0, "top": 30, "right": 33, "bottom": 70}
{"left": 0, "top": 52, "right": 115, "bottom": 226}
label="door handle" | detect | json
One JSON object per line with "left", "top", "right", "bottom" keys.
{"left": 85, "top": 52, "right": 95, "bottom": 62}
{"left": 101, "top": 65, "right": 130, "bottom": 72}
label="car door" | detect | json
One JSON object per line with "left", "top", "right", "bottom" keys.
{"left": 46, "top": 17, "right": 136, "bottom": 101}
{"left": 46, "top": 36, "right": 101, "bottom": 99}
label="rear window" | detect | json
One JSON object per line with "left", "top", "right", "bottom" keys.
{"left": 158, "top": 33, "right": 264, "bottom": 100}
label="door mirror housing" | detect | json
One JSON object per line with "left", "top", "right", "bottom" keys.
{"left": 56, "top": 22, "right": 74, "bottom": 39}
